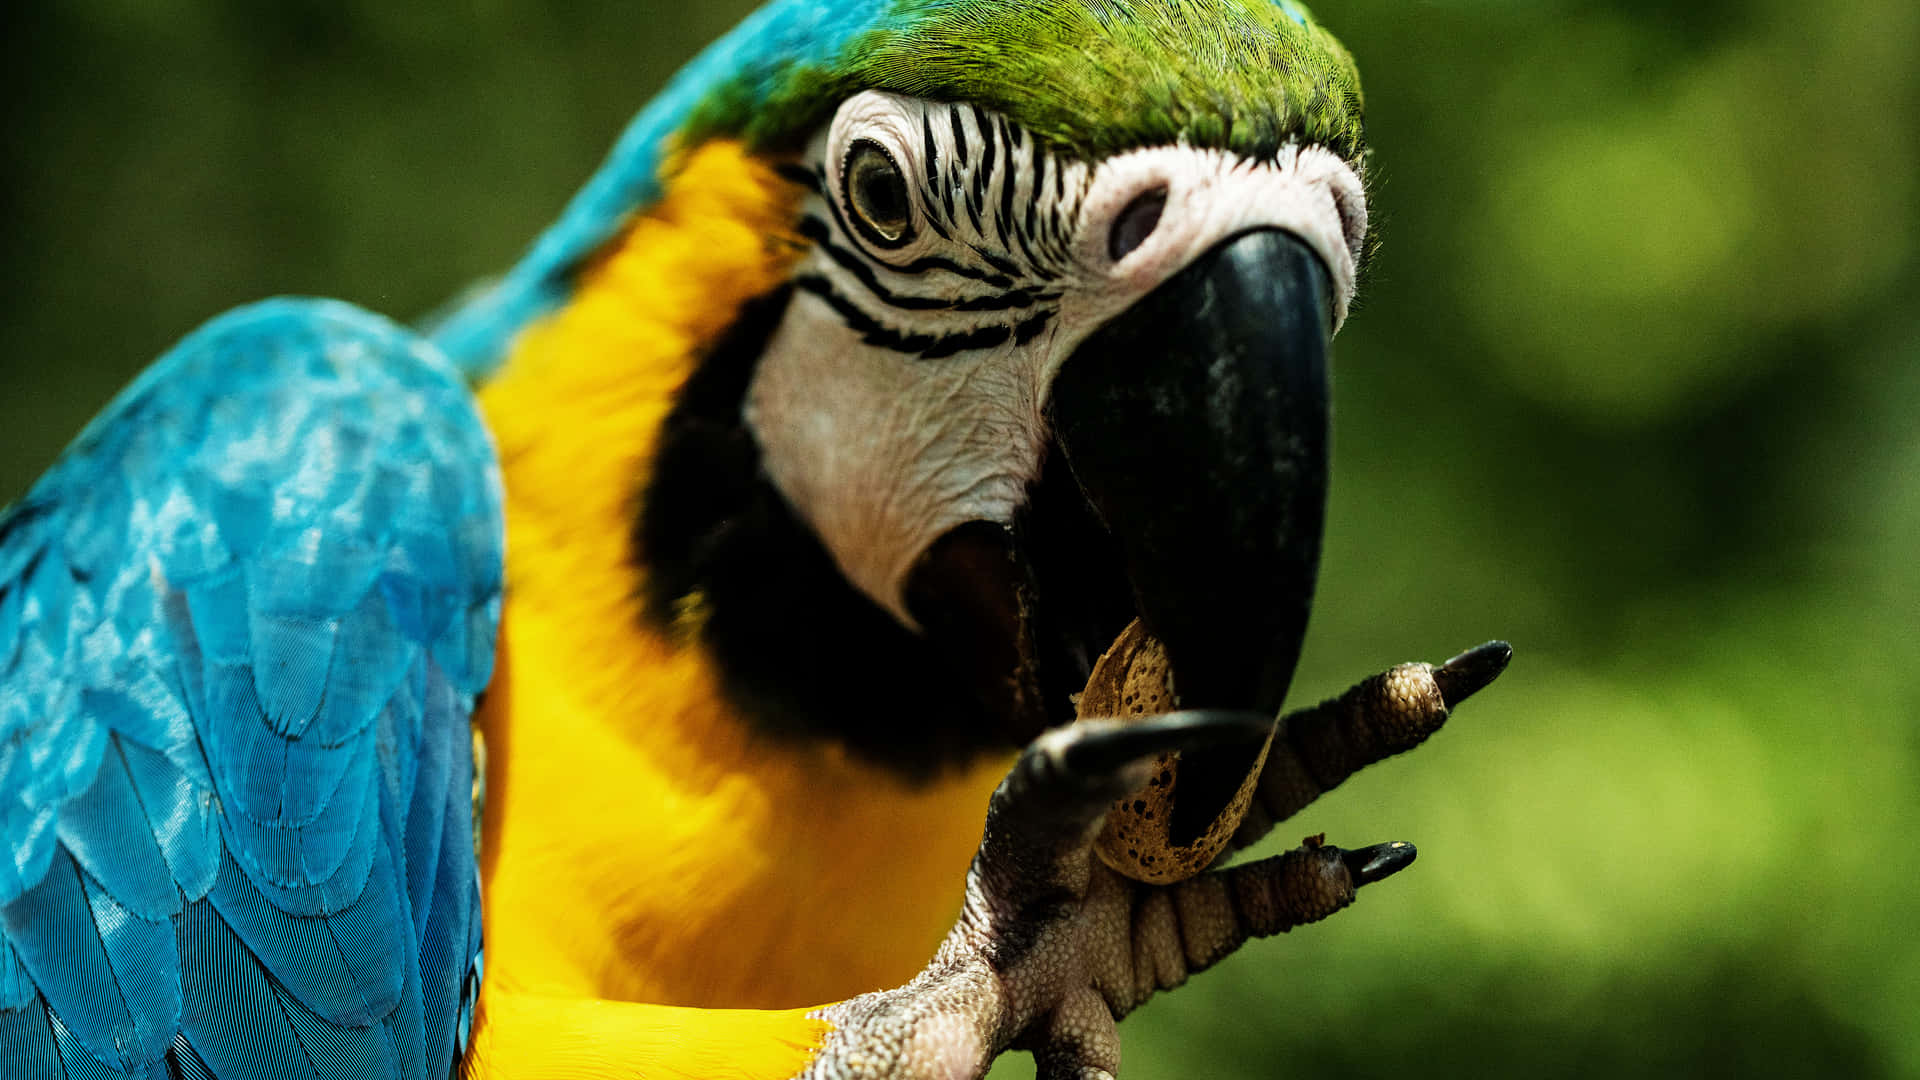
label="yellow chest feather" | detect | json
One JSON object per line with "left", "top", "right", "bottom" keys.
{"left": 473, "top": 140, "right": 1010, "bottom": 1011}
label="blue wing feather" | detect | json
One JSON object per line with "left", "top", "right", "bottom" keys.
{"left": 116, "top": 739, "right": 219, "bottom": 903}
{"left": 50, "top": 1005, "right": 170, "bottom": 1080}
{"left": 166, "top": 1036, "right": 217, "bottom": 1080}
{"left": 176, "top": 898, "right": 323, "bottom": 1080}
{"left": 0, "top": 995, "right": 63, "bottom": 1080}
{"left": 414, "top": 679, "right": 477, "bottom": 1071}
{"left": 53, "top": 744, "right": 179, "bottom": 922}
{"left": 0, "top": 298, "right": 500, "bottom": 1078}
{"left": 0, "top": 935, "right": 35, "bottom": 1010}
{"left": 0, "top": 848, "right": 179, "bottom": 1070}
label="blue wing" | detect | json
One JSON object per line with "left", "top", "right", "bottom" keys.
{"left": 0, "top": 299, "right": 501, "bottom": 1079}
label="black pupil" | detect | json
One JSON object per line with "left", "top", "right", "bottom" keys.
{"left": 851, "top": 144, "right": 908, "bottom": 238}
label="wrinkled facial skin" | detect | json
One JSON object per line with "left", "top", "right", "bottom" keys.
{"left": 744, "top": 90, "right": 1365, "bottom": 631}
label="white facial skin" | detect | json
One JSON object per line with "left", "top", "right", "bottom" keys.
{"left": 743, "top": 90, "right": 1367, "bottom": 628}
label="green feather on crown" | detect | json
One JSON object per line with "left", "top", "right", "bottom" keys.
{"left": 689, "top": 0, "right": 1367, "bottom": 166}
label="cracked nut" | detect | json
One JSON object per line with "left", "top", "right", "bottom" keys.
{"left": 1076, "top": 618, "right": 1276, "bottom": 884}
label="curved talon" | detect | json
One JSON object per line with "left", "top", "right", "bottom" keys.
{"left": 990, "top": 711, "right": 1282, "bottom": 876}
{"left": 1433, "top": 640, "right": 1513, "bottom": 708}
{"left": 1342, "top": 840, "right": 1417, "bottom": 885}
{"left": 1228, "top": 641, "right": 1514, "bottom": 852}
{"left": 1060, "top": 709, "right": 1273, "bottom": 777}
{"left": 1098, "top": 835, "right": 1418, "bottom": 1017}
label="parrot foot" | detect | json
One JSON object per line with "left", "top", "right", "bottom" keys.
{"left": 798, "top": 716, "right": 1414, "bottom": 1079}
{"left": 1230, "top": 640, "right": 1512, "bottom": 852}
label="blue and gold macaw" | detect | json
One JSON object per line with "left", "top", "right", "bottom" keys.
{"left": 1, "top": 2, "right": 1511, "bottom": 1078}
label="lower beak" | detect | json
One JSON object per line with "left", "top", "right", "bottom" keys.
{"left": 1048, "top": 228, "right": 1333, "bottom": 834}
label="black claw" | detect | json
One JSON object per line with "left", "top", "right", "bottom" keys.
{"left": 1060, "top": 709, "right": 1274, "bottom": 778}
{"left": 1343, "top": 841, "right": 1417, "bottom": 885}
{"left": 1432, "top": 640, "right": 1512, "bottom": 708}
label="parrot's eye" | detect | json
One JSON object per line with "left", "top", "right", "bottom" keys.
{"left": 843, "top": 138, "right": 914, "bottom": 249}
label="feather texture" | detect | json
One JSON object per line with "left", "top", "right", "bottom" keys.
{"left": 0, "top": 299, "right": 500, "bottom": 1078}
{"left": 430, "top": 0, "right": 1364, "bottom": 376}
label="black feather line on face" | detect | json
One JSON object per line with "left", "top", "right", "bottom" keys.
{"left": 1023, "top": 136, "right": 1046, "bottom": 262}
{"left": 800, "top": 217, "right": 948, "bottom": 311}
{"left": 634, "top": 286, "right": 1023, "bottom": 778}
{"left": 799, "top": 215, "right": 1041, "bottom": 314}
{"left": 922, "top": 111, "right": 940, "bottom": 189}
{"left": 896, "top": 255, "right": 1012, "bottom": 290}
{"left": 794, "top": 275, "right": 1029, "bottom": 357}
{"left": 774, "top": 161, "right": 823, "bottom": 194}
{"left": 976, "top": 246, "right": 1025, "bottom": 280}
{"left": 795, "top": 101, "right": 1080, "bottom": 365}
{"left": 1014, "top": 310, "right": 1052, "bottom": 345}
{"left": 975, "top": 105, "right": 996, "bottom": 185}
{"left": 995, "top": 118, "right": 1019, "bottom": 255}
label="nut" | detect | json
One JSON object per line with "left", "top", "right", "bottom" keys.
{"left": 1077, "top": 619, "right": 1276, "bottom": 883}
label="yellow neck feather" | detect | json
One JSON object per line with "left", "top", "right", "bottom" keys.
{"left": 473, "top": 140, "right": 1010, "bottom": 1011}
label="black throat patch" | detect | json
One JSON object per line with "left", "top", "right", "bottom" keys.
{"left": 633, "top": 285, "right": 1023, "bottom": 781}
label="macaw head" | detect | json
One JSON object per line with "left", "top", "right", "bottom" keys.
{"left": 443, "top": 0, "right": 1370, "bottom": 788}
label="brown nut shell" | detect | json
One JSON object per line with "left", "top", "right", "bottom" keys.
{"left": 1077, "top": 619, "right": 1276, "bottom": 884}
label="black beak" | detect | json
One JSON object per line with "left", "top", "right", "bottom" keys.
{"left": 1047, "top": 229, "right": 1332, "bottom": 833}
{"left": 901, "top": 228, "right": 1332, "bottom": 798}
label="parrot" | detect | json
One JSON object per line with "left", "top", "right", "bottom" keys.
{"left": 0, "top": 1, "right": 1513, "bottom": 1078}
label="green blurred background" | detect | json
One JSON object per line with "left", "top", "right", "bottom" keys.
{"left": 4, "top": 0, "right": 1915, "bottom": 1076}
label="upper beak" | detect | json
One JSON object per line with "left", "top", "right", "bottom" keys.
{"left": 901, "top": 227, "right": 1334, "bottom": 804}
{"left": 1048, "top": 227, "right": 1333, "bottom": 723}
